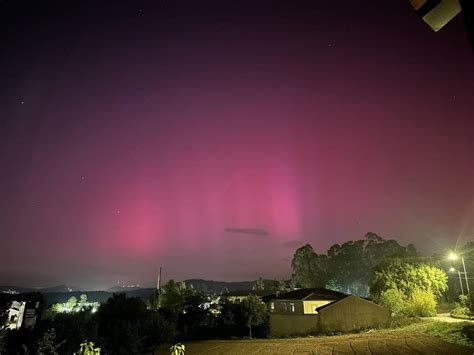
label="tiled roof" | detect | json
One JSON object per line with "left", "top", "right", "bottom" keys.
{"left": 269, "top": 288, "right": 347, "bottom": 301}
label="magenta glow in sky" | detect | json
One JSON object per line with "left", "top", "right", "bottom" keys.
{"left": 0, "top": 0, "right": 473, "bottom": 289}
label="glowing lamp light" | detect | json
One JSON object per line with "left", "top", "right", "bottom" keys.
{"left": 448, "top": 252, "right": 458, "bottom": 261}
{"left": 449, "top": 267, "right": 456, "bottom": 272}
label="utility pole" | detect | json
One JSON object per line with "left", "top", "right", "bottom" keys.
{"left": 462, "top": 257, "right": 470, "bottom": 296}
{"left": 156, "top": 267, "right": 162, "bottom": 290}
{"left": 458, "top": 269, "right": 465, "bottom": 295}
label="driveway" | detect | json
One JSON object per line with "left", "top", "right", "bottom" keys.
{"left": 431, "top": 313, "right": 474, "bottom": 323}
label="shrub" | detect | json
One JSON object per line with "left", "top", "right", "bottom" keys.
{"left": 379, "top": 288, "right": 407, "bottom": 316}
{"left": 406, "top": 289, "right": 437, "bottom": 317}
{"left": 451, "top": 295, "right": 470, "bottom": 318}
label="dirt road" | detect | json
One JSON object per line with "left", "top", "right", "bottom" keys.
{"left": 431, "top": 313, "right": 474, "bottom": 323}
{"left": 156, "top": 332, "right": 473, "bottom": 354}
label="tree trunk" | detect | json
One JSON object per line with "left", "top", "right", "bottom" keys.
{"left": 249, "top": 324, "right": 252, "bottom": 338}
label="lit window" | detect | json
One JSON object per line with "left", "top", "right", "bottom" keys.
{"left": 270, "top": 302, "right": 275, "bottom": 311}
{"left": 289, "top": 303, "right": 295, "bottom": 312}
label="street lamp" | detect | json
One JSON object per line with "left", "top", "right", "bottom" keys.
{"left": 448, "top": 251, "right": 470, "bottom": 298}
{"left": 449, "top": 252, "right": 458, "bottom": 261}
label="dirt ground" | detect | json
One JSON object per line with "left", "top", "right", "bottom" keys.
{"left": 155, "top": 332, "right": 473, "bottom": 354}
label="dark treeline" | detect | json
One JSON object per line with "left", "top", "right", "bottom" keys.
{"left": 291, "top": 232, "right": 418, "bottom": 296}
{"left": 0, "top": 285, "right": 269, "bottom": 354}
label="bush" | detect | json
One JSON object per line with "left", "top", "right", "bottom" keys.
{"left": 406, "top": 289, "right": 437, "bottom": 317}
{"left": 451, "top": 295, "right": 470, "bottom": 318}
{"left": 379, "top": 288, "right": 407, "bottom": 316}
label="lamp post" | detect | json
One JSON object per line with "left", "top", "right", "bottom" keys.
{"left": 450, "top": 266, "right": 465, "bottom": 295}
{"left": 462, "top": 257, "right": 470, "bottom": 295}
{"left": 449, "top": 252, "right": 470, "bottom": 300}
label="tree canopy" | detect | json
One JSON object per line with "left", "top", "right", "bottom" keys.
{"left": 369, "top": 258, "right": 448, "bottom": 301}
{"left": 369, "top": 258, "right": 447, "bottom": 317}
{"left": 291, "top": 232, "right": 417, "bottom": 295}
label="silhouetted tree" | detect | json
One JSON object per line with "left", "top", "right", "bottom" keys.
{"left": 291, "top": 233, "right": 418, "bottom": 295}
{"left": 239, "top": 295, "right": 268, "bottom": 338}
{"left": 252, "top": 277, "right": 265, "bottom": 291}
{"left": 38, "top": 328, "right": 63, "bottom": 354}
{"left": 96, "top": 294, "right": 147, "bottom": 354}
{"left": 291, "top": 244, "right": 328, "bottom": 288}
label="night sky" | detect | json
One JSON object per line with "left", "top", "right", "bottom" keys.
{"left": 1, "top": 0, "right": 473, "bottom": 290}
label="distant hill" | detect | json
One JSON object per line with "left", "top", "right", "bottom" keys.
{"left": 1, "top": 279, "right": 278, "bottom": 304}
{"left": 41, "top": 288, "right": 156, "bottom": 304}
{"left": 39, "top": 285, "right": 80, "bottom": 293}
{"left": 0, "top": 284, "right": 79, "bottom": 294}
{"left": 107, "top": 286, "right": 142, "bottom": 293}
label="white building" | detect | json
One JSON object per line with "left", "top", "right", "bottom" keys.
{"left": 5, "top": 301, "right": 26, "bottom": 330}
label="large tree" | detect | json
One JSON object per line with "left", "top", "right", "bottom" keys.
{"left": 291, "top": 244, "right": 328, "bottom": 288}
{"left": 291, "top": 232, "right": 417, "bottom": 295}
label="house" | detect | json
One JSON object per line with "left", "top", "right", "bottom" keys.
{"left": 3, "top": 301, "right": 39, "bottom": 330}
{"left": 5, "top": 301, "right": 26, "bottom": 330}
{"left": 265, "top": 288, "right": 390, "bottom": 336}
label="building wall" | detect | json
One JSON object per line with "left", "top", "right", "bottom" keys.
{"left": 269, "top": 295, "right": 390, "bottom": 336}
{"left": 6, "top": 301, "right": 26, "bottom": 330}
{"left": 271, "top": 299, "right": 304, "bottom": 314}
{"left": 318, "top": 296, "right": 390, "bottom": 332}
{"left": 270, "top": 313, "right": 320, "bottom": 337}
{"left": 302, "top": 300, "right": 334, "bottom": 314}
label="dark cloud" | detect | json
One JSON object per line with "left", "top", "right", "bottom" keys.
{"left": 224, "top": 228, "right": 270, "bottom": 236}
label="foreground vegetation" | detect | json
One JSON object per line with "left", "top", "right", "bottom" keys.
{"left": 384, "top": 318, "right": 474, "bottom": 348}
{"left": 0, "top": 288, "right": 270, "bottom": 354}
{"left": 1, "top": 233, "right": 473, "bottom": 354}
{"left": 155, "top": 318, "right": 474, "bottom": 355}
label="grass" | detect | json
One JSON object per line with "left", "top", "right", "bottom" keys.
{"left": 266, "top": 316, "right": 474, "bottom": 348}
{"left": 424, "top": 321, "right": 474, "bottom": 347}
{"left": 381, "top": 317, "right": 474, "bottom": 348}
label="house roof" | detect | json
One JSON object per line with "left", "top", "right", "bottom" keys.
{"left": 315, "top": 294, "right": 386, "bottom": 312}
{"left": 267, "top": 288, "right": 347, "bottom": 301}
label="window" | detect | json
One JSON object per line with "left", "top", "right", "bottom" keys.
{"left": 282, "top": 302, "right": 287, "bottom": 311}
{"left": 289, "top": 303, "right": 295, "bottom": 312}
{"left": 270, "top": 302, "right": 275, "bottom": 311}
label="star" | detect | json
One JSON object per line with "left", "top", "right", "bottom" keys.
{"left": 20, "top": 100, "right": 24, "bottom": 104}
{"left": 116, "top": 210, "right": 121, "bottom": 214}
